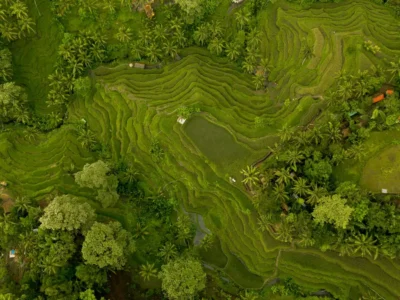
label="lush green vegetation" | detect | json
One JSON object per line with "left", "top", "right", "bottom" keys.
{"left": 1, "top": 0, "right": 400, "bottom": 298}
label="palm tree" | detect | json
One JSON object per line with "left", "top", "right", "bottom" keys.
{"left": 208, "top": 38, "right": 224, "bottom": 56}
{"left": 153, "top": 24, "right": 166, "bottom": 42}
{"left": 209, "top": 20, "right": 222, "bottom": 38}
{"left": 257, "top": 213, "right": 274, "bottom": 232}
{"left": 173, "top": 29, "right": 187, "bottom": 48}
{"left": 10, "top": 1, "right": 28, "bottom": 19}
{"left": 274, "top": 168, "right": 291, "bottom": 186}
{"left": 193, "top": 24, "right": 209, "bottom": 46}
{"left": 14, "top": 108, "right": 29, "bottom": 124}
{"left": 275, "top": 220, "right": 294, "bottom": 243}
{"left": 253, "top": 74, "right": 264, "bottom": 90}
{"left": 41, "top": 256, "right": 62, "bottom": 275}
{"left": 306, "top": 184, "right": 327, "bottom": 206}
{"left": 0, "top": 213, "right": 16, "bottom": 235}
{"left": 260, "top": 58, "right": 270, "bottom": 76}
{"left": 301, "top": 43, "right": 314, "bottom": 65}
{"left": 278, "top": 125, "right": 294, "bottom": 143}
{"left": 17, "top": 16, "right": 36, "bottom": 37}
{"left": 240, "top": 165, "right": 260, "bottom": 188}
{"left": 327, "top": 122, "right": 342, "bottom": 143}
{"left": 115, "top": 25, "right": 132, "bottom": 43}
{"left": 247, "top": 29, "right": 261, "bottom": 49}
{"left": 347, "top": 143, "right": 366, "bottom": 162}
{"left": 0, "top": 4, "right": 6, "bottom": 21}
{"left": 309, "top": 126, "right": 325, "bottom": 145}
{"left": 242, "top": 59, "right": 255, "bottom": 74}
{"left": 0, "top": 23, "right": 18, "bottom": 41}
{"left": 139, "top": 263, "right": 158, "bottom": 281}
{"left": 225, "top": 42, "right": 240, "bottom": 61}
{"left": 145, "top": 43, "right": 162, "bottom": 63}
{"left": 240, "top": 291, "right": 259, "bottom": 300}
{"left": 388, "top": 58, "right": 400, "bottom": 82}
{"left": 296, "top": 231, "right": 315, "bottom": 247}
{"left": 163, "top": 41, "right": 178, "bottom": 59}
{"left": 272, "top": 184, "right": 289, "bottom": 202}
{"left": 292, "top": 178, "right": 309, "bottom": 197}
{"left": 131, "top": 41, "right": 143, "bottom": 60}
{"left": 235, "top": 9, "right": 250, "bottom": 30}
{"left": 77, "top": 128, "right": 96, "bottom": 149}
{"left": 169, "top": 17, "right": 182, "bottom": 32}
{"left": 349, "top": 234, "right": 378, "bottom": 259}
{"left": 158, "top": 242, "right": 177, "bottom": 262}
{"left": 284, "top": 149, "right": 305, "bottom": 171}
{"left": 122, "top": 166, "right": 139, "bottom": 184}
{"left": 23, "top": 127, "right": 39, "bottom": 142}
{"left": 134, "top": 223, "right": 149, "bottom": 240}
{"left": 336, "top": 80, "right": 354, "bottom": 101}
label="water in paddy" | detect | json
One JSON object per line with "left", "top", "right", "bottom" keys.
{"left": 184, "top": 116, "right": 250, "bottom": 167}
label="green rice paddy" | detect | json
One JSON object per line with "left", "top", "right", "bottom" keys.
{"left": 2, "top": 0, "right": 400, "bottom": 298}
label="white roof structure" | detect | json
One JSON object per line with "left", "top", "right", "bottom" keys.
{"left": 9, "top": 250, "right": 16, "bottom": 258}
{"left": 129, "top": 63, "right": 133, "bottom": 68}
{"left": 382, "top": 189, "right": 388, "bottom": 194}
{"left": 177, "top": 117, "right": 186, "bottom": 125}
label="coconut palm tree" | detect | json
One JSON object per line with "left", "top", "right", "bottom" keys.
{"left": 122, "top": 165, "right": 139, "bottom": 184}
{"left": 347, "top": 143, "right": 366, "bottom": 162}
{"left": 169, "top": 17, "right": 182, "bottom": 32}
{"left": 0, "top": 4, "right": 6, "bottom": 21}
{"left": 240, "top": 165, "right": 260, "bottom": 188}
{"left": 275, "top": 219, "right": 294, "bottom": 243}
{"left": 158, "top": 242, "right": 177, "bottom": 262}
{"left": 301, "top": 43, "right": 314, "bottom": 65}
{"left": 306, "top": 184, "right": 327, "bottom": 206}
{"left": 208, "top": 38, "right": 224, "bottom": 56}
{"left": 259, "top": 58, "right": 270, "bottom": 77}
{"left": 193, "top": 24, "right": 209, "bottom": 46}
{"left": 292, "top": 178, "right": 309, "bottom": 197}
{"left": 336, "top": 80, "right": 354, "bottom": 101}
{"left": 278, "top": 125, "right": 294, "bottom": 143}
{"left": 309, "top": 126, "right": 325, "bottom": 145}
{"left": 163, "top": 40, "right": 178, "bottom": 59}
{"left": 274, "top": 168, "right": 291, "bottom": 186}
{"left": 225, "top": 42, "right": 240, "bottom": 61}
{"left": 23, "top": 126, "right": 39, "bottom": 142}
{"left": 272, "top": 184, "right": 289, "bottom": 202}
{"left": 131, "top": 41, "right": 143, "bottom": 60}
{"left": 209, "top": 20, "right": 222, "bottom": 38}
{"left": 41, "top": 256, "right": 62, "bottom": 275}
{"left": 145, "top": 43, "right": 162, "bottom": 63}
{"left": 0, "top": 213, "right": 16, "bottom": 235}
{"left": 0, "top": 23, "right": 19, "bottom": 41}
{"left": 17, "top": 16, "right": 35, "bottom": 37}
{"left": 253, "top": 74, "right": 264, "bottom": 90}
{"left": 349, "top": 234, "right": 378, "bottom": 259}
{"left": 327, "top": 121, "right": 342, "bottom": 143}
{"left": 242, "top": 59, "right": 255, "bottom": 74}
{"left": 173, "top": 29, "right": 187, "bottom": 48}
{"left": 247, "top": 29, "right": 261, "bottom": 49}
{"left": 388, "top": 58, "right": 400, "bottom": 82}
{"left": 139, "top": 262, "right": 158, "bottom": 281}
{"left": 235, "top": 9, "right": 250, "bottom": 30}
{"left": 153, "top": 24, "right": 166, "bottom": 42}
{"left": 115, "top": 25, "right": 132, "bottom": 43}
{"left": 10, "top": 1, "right": 28, "bottom": 19}
{"left": 284, "top": 149, "right": 305, "bottom": 171}
{"left": 77, "top": 128, "right": 96, "bottom": 149}
{"left": 134, "top": 223, "right": 149, "bottom": 240}
{"left": 14, "top": 108, "right": 29, "bottom": 124}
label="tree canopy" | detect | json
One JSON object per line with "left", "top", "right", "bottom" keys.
{"left": 312, "top": 195, "right": 354, "bottom": 229}
{"left": 82, "top": 221, "right": 135, "bottom": 269}
{"left": 159, "top": 257, "right": 206, "bottom": 299}
{"left": 39, "top": 195, "right": 95, "bottom": 231}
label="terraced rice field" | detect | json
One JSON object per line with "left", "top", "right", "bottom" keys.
{"left": 261, "top": 0, "right": 400, "bottom": 100}
{"left": 1, "top": 0, "right": 400, "bottom": 297}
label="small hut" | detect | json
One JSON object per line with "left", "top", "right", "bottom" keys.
{"left": 9, "top": 250, "right": 16, "bottom": 258}
{"left": 372, "top": 93, "right": 385, "bottom": 104}
{"left": 177, "top": 117, "right": 186, "bottom": 125}
{"left": 134, "top": 63, "right": 145, "bottom": 69}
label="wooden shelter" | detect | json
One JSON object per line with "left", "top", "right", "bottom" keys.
{"left": 1, "top": 194, "right": 14, "bottom": 214}
{"left": 134, "top": 63, "right": 145, "bottom": 69}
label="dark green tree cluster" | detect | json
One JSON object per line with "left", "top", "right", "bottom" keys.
{"left": 0, "top": 193, "right": 134, "bottom": 299}
{"left": 243, "top": 71, "right": 400, "bottom": 260}
{"left": 47, "top": 32, "right": 105, "bottom": 107}
{"left": 0, "top": 0, "right": 35, "bottom": 42}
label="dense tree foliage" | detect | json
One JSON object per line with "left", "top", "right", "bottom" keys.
{"left": 82, "top": 221, "right": 135, "bottom": 269}
{"left": 159, "top": 257, "right": 206, "bottom": 299}
{"left": 39, "top": 195, "right": 96, "bottom": 231}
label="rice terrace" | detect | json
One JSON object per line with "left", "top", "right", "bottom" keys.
{"left": 1, "top": 0, "right": 400, "bottom": 298}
